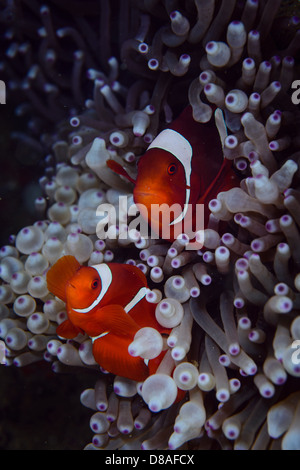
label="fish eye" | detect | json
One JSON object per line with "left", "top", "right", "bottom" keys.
{"left": 91, "top": 279, "right": 99, "bottom": 289}
{"left": 167, "top": 163, "right": 177, "bottom": 175}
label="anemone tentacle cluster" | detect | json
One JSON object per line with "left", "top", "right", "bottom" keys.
{"left": 1, "top": 0, "right": 300, "bottom": 450}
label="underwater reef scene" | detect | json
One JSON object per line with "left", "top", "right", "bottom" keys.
{"left": 0, "top": 0, "right": 300, "bottom": 451}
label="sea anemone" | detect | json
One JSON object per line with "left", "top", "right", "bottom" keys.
{"left": 0, "top": 0, "right": 300, "bottom": 451}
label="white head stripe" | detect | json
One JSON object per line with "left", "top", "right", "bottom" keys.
{"left": 170, "top": 189, "right": 191, "bottom": 226}
{"left": 148, "top": 128, "right": 193, "bottom": 226}
{"left": 148, "top": 128, "right": 193, "bottom": 187}
{"left": 73, "top": 264, "right": 112, "bottom": 313}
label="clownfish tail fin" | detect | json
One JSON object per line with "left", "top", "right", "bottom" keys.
{"left": 92, "top": 333, "right": 149, "bottom": 382}
{"left": 46, "top": 255, "right": 81, "bottom": 302}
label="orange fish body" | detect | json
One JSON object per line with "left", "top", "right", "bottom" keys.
{"left": 46, "top": 255, "right": 169, "bottom": 382}
{"left": 107, "top": 106, "right": 240, "bottom": 242}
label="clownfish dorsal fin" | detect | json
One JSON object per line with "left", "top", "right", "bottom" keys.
{"left": 106, "top": 159, "right": 136, "bottom": 185}
{"left": 46, "top": 255, "right": 81, "bottom": 302}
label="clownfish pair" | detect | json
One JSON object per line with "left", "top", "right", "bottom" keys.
{"left": 107, "top": 105, "right": 240, "bottom": 242}
{"left": 47, "top": 106, "right": 240, "bottom": 384}
{"left": 46, "top": 255, "right": 169, "bottom": 382}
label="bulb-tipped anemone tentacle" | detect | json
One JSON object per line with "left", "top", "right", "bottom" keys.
{"left": 128, "top": 327, "right": 163, "bottom": 360}
{"left": 155, "top": 297, "right": 184, "bottom": 328}
{"left": 141, "top": 350, "right": 178, "bottom": 413}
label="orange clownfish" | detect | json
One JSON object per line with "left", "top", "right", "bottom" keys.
{"left": 46, "top": 255, "right": 169, "bottom": 382}
{"left": 107, "top": 106, "right": 240, "bottom": 242}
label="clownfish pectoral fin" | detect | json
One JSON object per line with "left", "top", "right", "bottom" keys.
{"left": 56, "top": 319, "right": 83, "bottom": 339}
{"left": 46, "top": 255, "right": 81, "bottom": 302}
{"left": 86, "top": 304, "right": 141, "bottom": 338}
{"left": 106, "top": 159, "right": 136, "bottom": 185}
{"left": 92, "top": 333, "right": 149, "bottom": 382}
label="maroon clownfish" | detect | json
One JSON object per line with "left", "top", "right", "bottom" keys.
{"left": 107, "top": 106, "right": 240, "bottom": 242}
{"left": 46, "top": 255, "right": 170, "bottom": 382}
